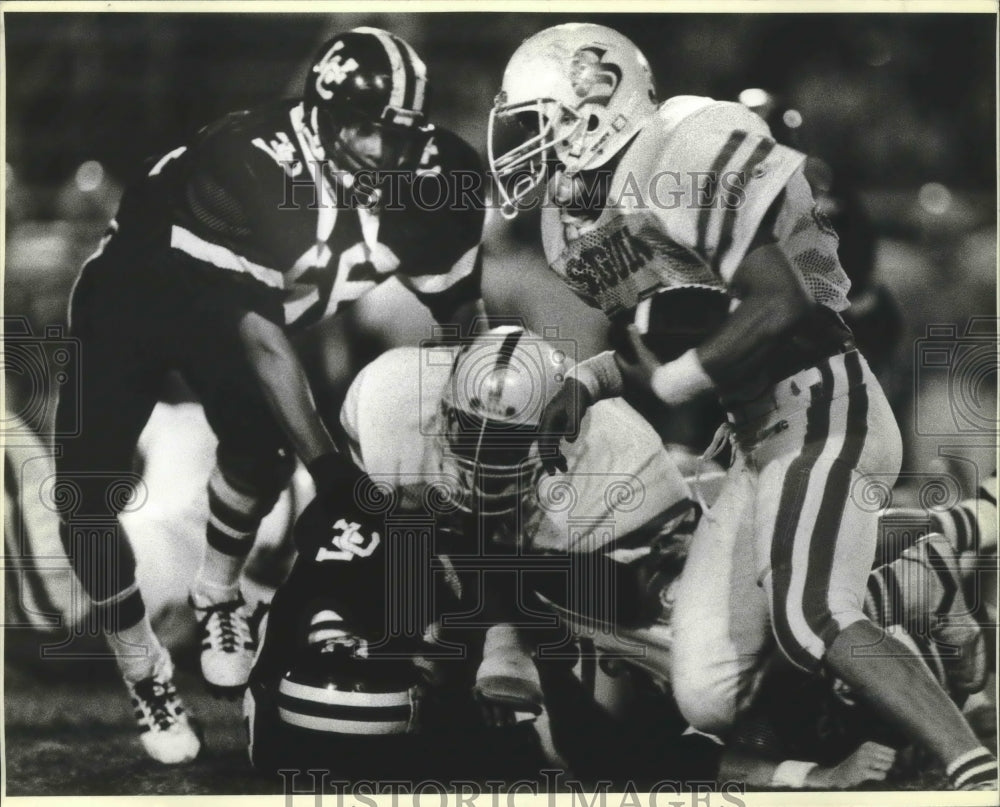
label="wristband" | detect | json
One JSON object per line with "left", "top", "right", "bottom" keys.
{"left": 770, "top": 759, "right": 818, "bottom": 789}
{"left": 650, "top": 348, "right": 713, "bottom": 406}
{"left": 564, "top": 350, "right": 624, "bottom": 400}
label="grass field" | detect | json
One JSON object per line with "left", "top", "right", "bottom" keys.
{"left": 4, "top": 626, "right": 997, "bottom": 796}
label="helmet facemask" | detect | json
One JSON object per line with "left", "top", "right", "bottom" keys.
{"left": 440, "top": 402, "right": 541, "bottom": 519}
{"left": 488, "top": 23, "right": 659, "bottom": 219}
{"left": 310, "top": 101, "right": 430, "bottom": 175}
{"left": 303, "top": 29, "right": 432, "bottom": 178}
{"left": 488, "top": 95, "right": 587, "bottom": 218}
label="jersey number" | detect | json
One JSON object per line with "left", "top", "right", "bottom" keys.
{"left": 284, "top": 240, "right": 399, "bottom": 325}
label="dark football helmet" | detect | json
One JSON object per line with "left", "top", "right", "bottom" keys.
{"left": 303, "top": 27, "right": 432, "bottom": 172}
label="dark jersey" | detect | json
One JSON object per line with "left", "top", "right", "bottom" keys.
{"left": 102, "top": 100, "right": 485, "bottom": 330}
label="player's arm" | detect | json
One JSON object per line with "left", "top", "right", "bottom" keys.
{"left": 675, "top": 236, "right": 813, "bottom": 396}
{"left": 237, "top": 309, "right": 336, "bottom": 465}
{"left": 400, "top": 246, "right": 487, "bottom": 340}
{"left": 718, "top": 742, "right": 896, "bottom": 789}
{"left": 614, "top": 193, "right": 817, "bottom": 406}
{"left": 394, "top": 131, "right": 488, "bottom": 342}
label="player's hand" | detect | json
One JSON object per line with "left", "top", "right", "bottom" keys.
{"left": 806, "top": 742, "right": 897, "bottom": 789}
{"left": 537, "top": 378, "right": 593, "bottom": 475}
{"left": 614, "top": 325, "right": 664, "bottom": 393}
{"left": 296, "top": 455, "right": 386, "bottom": 561}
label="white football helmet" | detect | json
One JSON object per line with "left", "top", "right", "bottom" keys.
{"left": 488, "top": 23, "right": 658, "bottom": 217}
{"left": 440, "top": 326, "right": 568, "bottom": 517}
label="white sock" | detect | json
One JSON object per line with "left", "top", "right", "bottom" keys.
{"left": 192, "top": 541, "right": 250, "bottom": 600}
{"left": 190, "top": 575, "right": 242, "bottom": 609}
{"left": 106, "top": 614, "right": 164, "bottom": 683}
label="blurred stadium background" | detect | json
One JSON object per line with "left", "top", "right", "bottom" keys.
{"left": 3, "top": 10, "right": 997, "bottom": 795}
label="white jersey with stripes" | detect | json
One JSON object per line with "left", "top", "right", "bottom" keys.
{"left": 540, "top": 96, "right": 851, "bottom": 317}
{"left": 339, "top": 345, "right": 690, "bottom": 552}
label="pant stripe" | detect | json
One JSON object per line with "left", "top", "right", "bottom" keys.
{"left": 769, "top": 361, "right": 834, "bottom": 671}
{"left": 801, "top": 350, "right": 869, "bottom": 650}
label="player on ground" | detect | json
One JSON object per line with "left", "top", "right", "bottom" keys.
{"left": 487, "top": 23, "right": 995, "bottom": 789}
{"left": 244, "top": 326, "right": 694, "bottom": 771}
{"left": 246, "top": 327, "right": 990, "bottom": 787}
{"left": 53, "top": 27, "right": 485, "bottom": 764}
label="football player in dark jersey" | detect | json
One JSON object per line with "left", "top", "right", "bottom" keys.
{"left": 52, "top": 27, "right": 485, "bottom": 764}
{"left": 488, "top": 23, "right": 995, "bottom": 790}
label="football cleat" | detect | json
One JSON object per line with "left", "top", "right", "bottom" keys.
{"left": 193, "top": 595, "right": 257, "bottom": 693}
{"left": 125, "top": 651, "right": 201, "bottom": 764}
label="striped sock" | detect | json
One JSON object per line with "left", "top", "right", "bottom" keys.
{"left": 947, "top": 746, "right": 997, "bottom": 790}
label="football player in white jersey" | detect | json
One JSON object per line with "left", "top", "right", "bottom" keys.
{"left": 243, "top": 325, "right": 695, "bottom": 773}
{"left": 245, "top": 326, "right": 989, "bottom": 786}
{"left": 487, "top": 23, "right": 995, "bottom": 790}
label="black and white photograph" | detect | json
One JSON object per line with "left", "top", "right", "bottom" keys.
{"left": 2, "top": 3, "right": 997, "bottom": 801}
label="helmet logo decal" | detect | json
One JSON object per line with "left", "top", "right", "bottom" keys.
{"left": 568, "top": 46, "right": 622, "bottom": 107}
{"left": 313, "top": 41, "right": 360, "bottom": 101}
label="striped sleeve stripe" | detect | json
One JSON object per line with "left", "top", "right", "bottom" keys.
{"left": 696, "top": 130, "right": 747, "bottom": 256}
{"left": 405, "top": 245, "right": 480, "bottom": 293}
{"left": 949, "top": 748, "right": 998, "bottom": 788}
{"left": 954, "top": 762, "right": 998, "bottom": 789}
{"left": 170, "top": 225, "right": 283, "bottom": 289}
{"left": 801, "top": 351, "right": 869, "bottom": 650}
{"left": 712, "top": 138, "right": 776, "bottom": 275}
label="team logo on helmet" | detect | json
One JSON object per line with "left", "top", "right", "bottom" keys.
{"left": 313, "top": 40, "right": 360, "bottom": 101}
{"left": 568, "top": 46, "right": 622, "bottom": 106}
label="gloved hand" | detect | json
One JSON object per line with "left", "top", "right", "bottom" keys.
{"left": 296, "top": 452, "right": 386, "bottom": 562}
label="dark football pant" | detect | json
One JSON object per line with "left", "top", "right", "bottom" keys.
{"left": 54, "top": 250, "right": 294, "bottom": 631}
